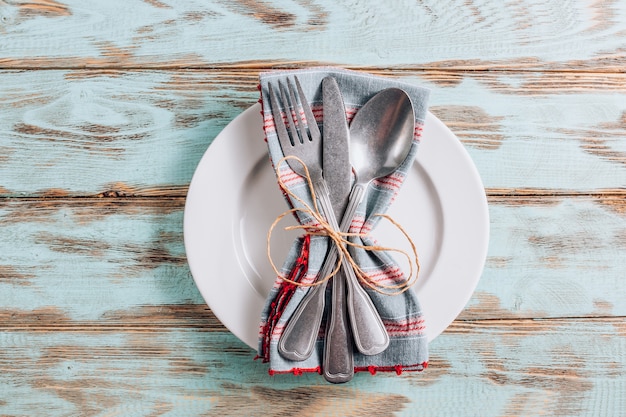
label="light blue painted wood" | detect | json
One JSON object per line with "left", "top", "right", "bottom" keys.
{"left": 472, "top": 197, "right": 626, "bottom": 319}
{"left": 0, "top": 0, "right": 625, "bottom": 70}
{"left": 0, "top": 200, "right": 202, "bottom": 319}
{"left": 0, "top": 320, "right": 624, "bottom": 416}
{"left": 0, "top": 197, "right": 623, "bottom": 323}
{"left": 0, "top": 70, "right": 248, "bottom": 196}
{"left": 1, "top": 0, "right": 624, "bottom": 414}
{"left": 1, "top": 70, "right": 624, "bottom": 195}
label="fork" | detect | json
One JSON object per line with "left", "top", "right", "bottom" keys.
{"left": 268, "top": 77, "right": 354, "bottom": 382}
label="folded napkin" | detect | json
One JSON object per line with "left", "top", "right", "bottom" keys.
{"left": 258, "top": 68, "right": 430, "bottom": 376}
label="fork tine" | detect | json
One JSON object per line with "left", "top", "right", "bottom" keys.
{"left": 281, "top": 80, "right": 304, "bottom": 145}
{"left": 293, "top": 77, "right": 321, "bottom": 141}
{"left": 286, "top": 78, "right": 309, "bottom": 143}
{"left": 268, "top": 82, "right": 294, "bottom": 147}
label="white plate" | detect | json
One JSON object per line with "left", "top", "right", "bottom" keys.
{"left": 184, "top": 103, "right": 489, "bottom": 349}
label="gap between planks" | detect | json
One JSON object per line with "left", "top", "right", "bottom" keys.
{"left": 0, "top": 303, "right": 623, "bottom": 333}
{"left": 1, "top": 305, "right": 623, "bottom": 326}
{"left": 2, "top": 62, "right": 626, "bottom": 74}
{"left": 1, "top": 188, "right": 624, "bottom": 202}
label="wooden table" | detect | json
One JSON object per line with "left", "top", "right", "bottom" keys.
{"left": 1, "top": 1, "right": 625, "bottom": 415}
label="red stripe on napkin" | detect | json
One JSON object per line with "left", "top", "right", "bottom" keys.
{"left": 259, "top": 235, "right": 311, "bottom": 362}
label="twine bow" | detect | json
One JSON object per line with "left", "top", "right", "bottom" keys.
{"left": 267, "top": 156, "right": 420, "bottom": 296}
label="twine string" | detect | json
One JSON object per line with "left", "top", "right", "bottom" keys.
{"left": 267, "top": 156, "right": 420, "bottom": 296}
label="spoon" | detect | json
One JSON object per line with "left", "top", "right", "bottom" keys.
{"left": 323, "top": 88, "right": 415, "bottom": 382}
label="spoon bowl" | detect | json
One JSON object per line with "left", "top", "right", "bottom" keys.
{"left": 350, "top": 88, "right": 415, "bottom": 183}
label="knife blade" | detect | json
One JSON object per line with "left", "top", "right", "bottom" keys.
{"left": 322, "top": 76, "right": 351, "bottom": 219}
{"left": 321, "top": 76, "right": 354, "bottom": 383}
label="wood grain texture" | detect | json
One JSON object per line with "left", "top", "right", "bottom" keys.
{"left": 1, "top": 0, "right": 625, "bottom": 414}
{"left": 0, "top": 198, "right": 199, "bottom": 320}
{"left": 1, "top": 319, "right": 624, "bottom": 416}
{"left": 1, "top": 69, "right": 625, "bottom": 196}
{"left": 0, "top": 196, "right": 623, "bottom": 323}
{"left": 1, "top": 0, "right": 626, "bottom": 71}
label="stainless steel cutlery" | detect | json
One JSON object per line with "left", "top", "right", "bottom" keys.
{"left": 268, "top": 75, "right": 414, "bottom": 383}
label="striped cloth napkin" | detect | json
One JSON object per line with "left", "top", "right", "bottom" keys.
{"left": 258, "top": 68, "right": 430, "bottom": 377}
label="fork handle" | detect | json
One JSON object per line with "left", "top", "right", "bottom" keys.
{"left": 278, "top": 266, "right": 330, "bottom": 361}
{"left": 278, "top": 184, "right": 345, "bottom": 362}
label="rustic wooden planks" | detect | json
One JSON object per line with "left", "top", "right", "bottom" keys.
{"left": 1, "top": 69, "right": 625, "bottom": 196}
{"left": 1, "top": 196, "right": 624, "bottom": 322}
{"left": 1, "top": 0, "right": 625, "bottom": 415}
{"left": 1, "top": 319, "right": 624, "bottom": 416}
{"left": 1, "top": 0, "right": 626, "bottom": 71}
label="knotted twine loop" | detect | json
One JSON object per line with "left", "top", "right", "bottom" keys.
{"left": 267, "top": 156, "right": 420, "bottom": 296}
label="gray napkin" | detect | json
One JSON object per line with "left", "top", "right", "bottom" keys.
{"left": 258, "top": 67, "right": 429, "bottom": 376}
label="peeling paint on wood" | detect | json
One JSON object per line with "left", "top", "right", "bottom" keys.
{"left": 0, "top": 265, "right": 35, "bottom": 286}
{"left": 0, "top": 319, "right": 624, "bottom": 416}
{"left": 0, "top": 304, "right": 223, "bottom": 331}
{"left": 0, "top": 195, "right": 623, "bottom": 321}
{"left": 0, "top": 1, "right": 625, "bottom": 70}
{"left": 1, "top": 69, "right": 626, "bottom": 195}
{"left": 430, "top": 105, "right": 505, "bottom": 150}
{"left": 8, "top": 0, "right": 71, "bottom": 19}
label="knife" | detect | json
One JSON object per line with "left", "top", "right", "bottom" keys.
{"left": 321, "top": 76, "right": 354, "bottom": 383}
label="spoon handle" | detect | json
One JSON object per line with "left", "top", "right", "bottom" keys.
{"left": 337, "top": 183, "right": 390, "bottom": 355}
